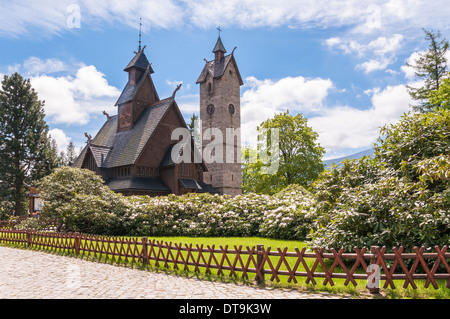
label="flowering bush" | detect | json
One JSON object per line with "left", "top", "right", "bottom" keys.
{"left": 309, "top": 109, "right": 450, "bottom": 250}
{"left": 33, "top": 166, "right": 313, "bottom": 240}
{"left": 126, "top": 189, "right": 313, "bottom": 239}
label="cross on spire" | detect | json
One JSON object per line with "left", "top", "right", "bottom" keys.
{"left": 217, "top": 26, "right": 222, "bottom": 37}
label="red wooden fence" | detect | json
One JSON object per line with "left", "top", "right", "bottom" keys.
{"left": 0, "top": 229, "right": 449, "bottom": 293}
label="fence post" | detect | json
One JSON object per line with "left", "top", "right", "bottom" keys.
{"left": 141, "top": 237, "right": 148, "bottom": 265}
{"left": 26, "top": 230, "right": 32, "bottom": 247}
{"left": 368, "top": 246, "right": 380, "bottom": 294}
{"left": 74, "top": 232, "right": 81, "bottom": 255}
{"left": 256, "top": 244, "right": 265, "bottom": 286}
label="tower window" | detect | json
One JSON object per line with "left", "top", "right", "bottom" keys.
{"left": 229, "top": 70, "right": 233, "bottom": 75}
{"left": 228, "top": 104, "right": 235, "bottom": 115}
{"left": 207, "top": 104, "right": 215, "bottom": 115}
{"left": 208, "top": 82, "right": 212, "bottom": 93}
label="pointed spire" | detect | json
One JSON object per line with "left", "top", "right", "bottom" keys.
{"left": 138, "top": 18, "right": 142, "bottom": 52}
{"left": 213, "top": 27, "right": 226, "bottom": 53}
{"left": 213, "top": 27, "right": 226, "bottom": 62}
{"left": 213, "top": 36, "right": 227, "bottom": 53}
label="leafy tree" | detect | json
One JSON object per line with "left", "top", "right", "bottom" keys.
{"left": 406, "top": 29, "right": 449, "bottom": 112}
{"left": 375, "top": 108, "right": 450, "bottom": 183}
{"left": 0, "top": 73, "right": 58, "bottom": 215}
{"left": 429, "top": 74, "right": 450, "bottom": 109}
{"left": 242, "top": 111, "right": 325, "bottom": 194}
{"left": 241, "top": 146, "right": 282, "bottom": 194}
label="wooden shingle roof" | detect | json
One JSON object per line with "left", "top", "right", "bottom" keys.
{"left": 74, "top": 98, "right": 173, "bottom": 169}
{"left": 196, "top": 54, "right": 243, "bottom": 86}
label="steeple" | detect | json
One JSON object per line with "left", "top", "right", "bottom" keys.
{"left": 138, "top": 18, "right": 142, "bottom": 52}
{"left": 122, "top": 19, "right": 154, "bottom": 85}
{"left": 213, "top": 27, "right": 226, "bottom": 62}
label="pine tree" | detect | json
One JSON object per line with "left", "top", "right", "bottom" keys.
{"left": 0, "top": 73, "right": 58, "bottom": 215}
{"left": 66, "top": 141, "right": 77, "bottom": 165}
{"left": 406, "top": 29, "right": 449, "bottom": 113}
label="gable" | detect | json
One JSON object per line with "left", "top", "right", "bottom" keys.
{"left": 115, "top": 70, "right": 159, "bottom": 107}
{"left": 196, "top": 54, "right": 243, "bottom": 86}
{"left": 103, "top": 98, "right": 173, "bottom": 168}
{"left": 135, "top": 99, "right": 188, "bottom": 168}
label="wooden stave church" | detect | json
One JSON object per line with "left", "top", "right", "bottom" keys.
{"left": 73, "top": 45, "right": 219, "bottom": 197}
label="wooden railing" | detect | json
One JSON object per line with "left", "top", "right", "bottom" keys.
{"left": 0, "top": 229, "right": 449, "bottom": 293}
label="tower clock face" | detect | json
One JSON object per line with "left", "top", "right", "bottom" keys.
{"left": 207, "top": 104, "right": 215, "bottom": 115}
{"left": 228, "top": 104, "right": 235, "bottom": 114}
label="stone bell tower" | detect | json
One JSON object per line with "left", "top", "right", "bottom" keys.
{"left": 196, "top": 33, "right": 244, "bottom": 196}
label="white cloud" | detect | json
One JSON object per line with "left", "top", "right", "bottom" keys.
{"left": 239, "top": 75, "right": 413, "bottom": 156}
{"left": 22, "top": 57, "right": 69, "bottom": 76}
{"left": 49, "top": 128, "right": 71, "bottom": 152}
{"left": 1, "top": 1, "right": 448, "bottom": 38}
{"left": 242, "top": 76, "right": 333, "bottom": 113}
{"left": 308, "top": 84, "right": 412, "bottom": 153}
{"left": 0, "top": 0, "right": 184, "bottom": 37}
{"left": 240, "top": 75, "right": 333, "bottom": 145}
{"left": 326, "top": 34, "right": 404, "bottom": 73}
{"left": 28, "top": 61, "right": 120, "bottom": 125}
{"left": 356, "top": 57, "right": 394, "bottom": 73}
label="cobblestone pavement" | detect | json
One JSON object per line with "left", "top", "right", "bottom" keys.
{"left": 0, "top": 246, "right": 353, "bottom": 299}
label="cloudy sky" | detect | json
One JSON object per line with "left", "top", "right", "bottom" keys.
{"left": 0, "top": 0, "right": 449, "bottom": 160}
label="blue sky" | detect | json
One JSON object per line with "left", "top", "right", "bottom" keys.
{"left": 0, "top": 0, "right": 449, "bottom": 160}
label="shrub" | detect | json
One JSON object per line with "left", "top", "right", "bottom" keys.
{"left": 309, "top": 109, "right": 450, "bottom": 250}
{"left": 35, "top": 166, "right": 313, "bottom": 239}
{"left": 37, "top": 166, "right": 127, "bottom": 233}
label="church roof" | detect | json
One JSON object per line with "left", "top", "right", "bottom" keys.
{"left": 115, "top": 67, "right": 152, "bottom": 106}
{"left": 159, "top": 144, "right": 179, "bottom": 168}
{"left": 124, "top": 49, "right": 154, "bottom": 73}
{"left": 74, "top": 98, "right": 173, "bottom": 169}
{"left": 179, "top": 178, "right": 220, "bottom": 194}
{"left": 212, "top": 36, "right": 226, "bottom": 53}
{"left": 196, "top": 54, "right": 244, "bottom": 85}
{"left": 106, "top": 177, "right": 170, "bottom": 193}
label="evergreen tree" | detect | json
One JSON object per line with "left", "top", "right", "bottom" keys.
{"left": 406, "top": 29, "right": 449, "bottom": 112}
{"left": 66, "top": 141, "right": 77, "bottom": 165}
{"left": 0, "top": 73, "right": 58, "bottom": 215}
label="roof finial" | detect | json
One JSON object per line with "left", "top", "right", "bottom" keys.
{"left": 138, "top": 18, "right": 142, "bottom": 52}
{"left": 84, "top": 133, "right": 92, "bottom": 145}
{"left": 217, "top": 26, "right": 222, "bottom": 38}
{"left": 172, "top": 83, "right": 182, "bottom": 99}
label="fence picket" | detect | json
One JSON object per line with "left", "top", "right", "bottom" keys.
{"left": 0, "top": 228, "right": 449, "bottom": 294}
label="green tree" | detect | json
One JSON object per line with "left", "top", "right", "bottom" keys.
{"left": 406, "top": 29, "right": 449, "bottom": 112}
{"left": 0, "top": 73, "right": 58, "bottom": 215}
{"left": 66, "top": 141, "right": 77, "bottom": 165}
{"left": 242, "top": 111, "right": 325, "bottom": 194}
{"left": 241, "top": 146, "right": 283, "bottom": 194}
{"left": 429, "top": 74, "right": 450, "bottom": 109}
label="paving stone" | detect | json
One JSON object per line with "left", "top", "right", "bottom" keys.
{"left": 0, "top": 246, "right": 353, "bottom": 299}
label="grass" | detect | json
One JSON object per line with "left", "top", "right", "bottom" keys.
{"left": 1, "top": 234, "right": 449, "bottom": 299}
